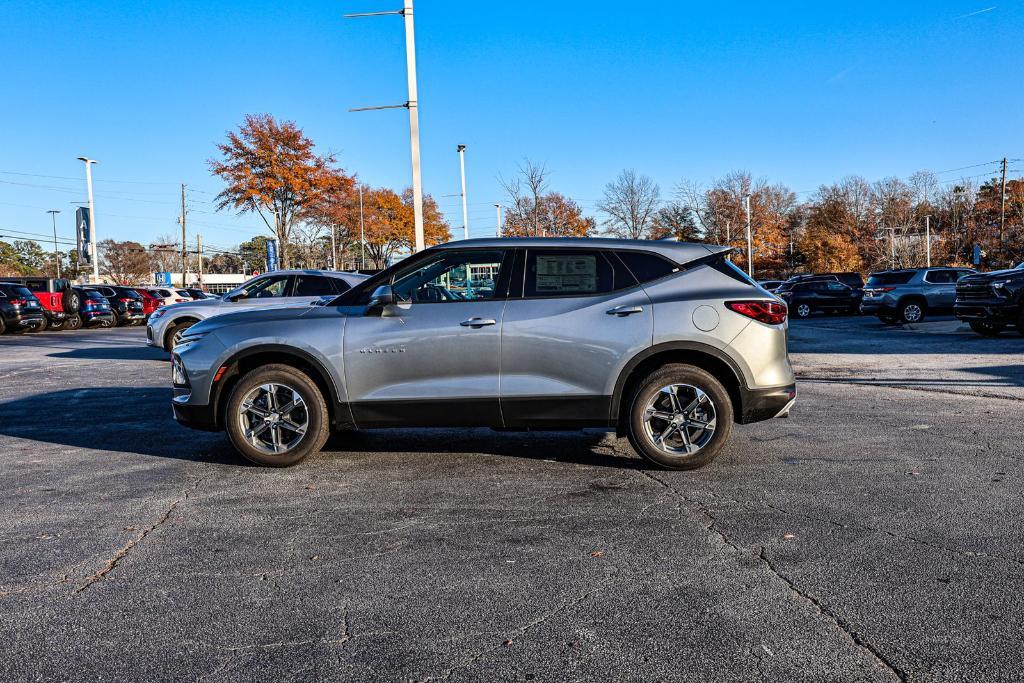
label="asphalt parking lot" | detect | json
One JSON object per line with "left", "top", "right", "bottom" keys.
{"left": 1, "top": 318, "right": 1022, "bottom": 682}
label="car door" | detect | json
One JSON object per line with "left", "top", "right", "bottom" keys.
{"left": 823, "top": 281, "right": 854, "bottom": 310}
{"left": 923, "top": 269, "right": 957, "bottom": 308}
{"left": 343, "top": 248, "right": 511, "bottom": 428}
{"left": 228, "top": 274, "right": 293, "bottom": 309}
{"left": 499, "top": 248, "right": 652, "bottom": 428}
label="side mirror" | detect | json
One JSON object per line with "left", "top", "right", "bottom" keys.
{"left": 228, "top": 292, "right": 246, "bottom": 303}
{"left": 366, "top": 285, "right": 395, "bottom": 315}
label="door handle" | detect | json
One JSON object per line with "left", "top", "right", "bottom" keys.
{"left": 606, "top": 305, "right": 643, "bottom": 316}
{"left": 460, "top": 317, "right": 497, "bottom": 328}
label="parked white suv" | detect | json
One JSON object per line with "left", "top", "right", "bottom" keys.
{"left": 147, "top": 270, "right": 368, "bottom": 350}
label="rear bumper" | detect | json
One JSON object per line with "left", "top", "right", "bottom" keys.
{"left": 738, "top": 384, "right": 797, "bottom": 424}
{"left": 860, "top": 300, "right": 896, "bottom": 316}
{"left": 4, "top": 313, "right": 45, "bottom": 329}
{"left": 44, "top": 310, "right": 67, "bottom": 322}
{"left": 82, "top": 311, "right": 114, "bottom": 325}
{"left": 954, "top": 302, "right": 1018, "bottom": 324}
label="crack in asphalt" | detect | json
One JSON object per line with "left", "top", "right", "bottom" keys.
{"left": 758, "top": 547, "right": 906, "bottom": 682}
{"left": 417, "top": 575, "right": 619, "bottom": 683}
{"left": 635, "top": 470, "right": 905, "bottom": 682}
{"left": 75, "top": 474, "right": 209, "bottom": 593}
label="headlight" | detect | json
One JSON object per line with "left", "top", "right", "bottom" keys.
{"left": 150, "top": 308, "right": 167, "bottom": 321}
{"left": 174, "top": 332, "right": 205, "bottom": 351}
{"left": 171, "top": 355, "right": 190, "bottom": 387}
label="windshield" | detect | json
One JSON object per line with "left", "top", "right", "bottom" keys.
{"left": 867, "top": 272, "right": 914, "bottom": 287}
{"left": 116, "top": 288, "right": 142, "bottom": 299}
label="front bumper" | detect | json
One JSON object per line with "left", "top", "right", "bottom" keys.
{"left": 954, "top": 301, "right": 1019, "bottom": 325}
{"left": 172, "top": 399, "right": 220, "bottom": 431}
{"left": 738, "top": 384, "right": 797, "bottom": 424}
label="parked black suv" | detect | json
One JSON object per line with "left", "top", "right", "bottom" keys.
{"left": 955, "top": 263, "right": 1024, "bottom": 336}
{"left": 776, "top": 279, "right": 863, "bottom": 318}
{"left": 785, "top": 272, "right": 865, "bottom": 290}
{"left": 0, "top": 283, "right": 45, "bottom": 333}
{"left": 91, "top": 285, "right": 146, "bottom": 326}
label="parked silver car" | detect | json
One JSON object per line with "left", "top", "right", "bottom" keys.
{"left": 170, "top": 238, "right": 796, "bottom": 470}
{"left": 147, "top": 270, "right": 368, "bottom": 350}
{"left": 860, "top": 267, "right": 976, "bottom": 323}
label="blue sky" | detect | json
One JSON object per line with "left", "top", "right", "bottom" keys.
{"left": 1, "top": 0, "right": 1021, "bottom": 253}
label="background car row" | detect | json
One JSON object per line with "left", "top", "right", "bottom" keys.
{"left": 760, "top": 263, "right": 1024, "bottom": 337}
{"left": 0, "top": 276, "right": 220, "bottom": 334}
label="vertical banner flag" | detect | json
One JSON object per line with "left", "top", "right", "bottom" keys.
{"left": 76, "top": 207, "right": 92, "bottom": 266}
{"left": 266, "top": 239, "right": 279, "bottom": 272}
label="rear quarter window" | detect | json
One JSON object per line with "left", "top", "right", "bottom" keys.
{"left": 867, "top": 272, "right": 915, "bottom": 287}
{"left": 615, "top": 251, "right": 679, "bottom": 284}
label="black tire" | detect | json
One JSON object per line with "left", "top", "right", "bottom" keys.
{"left": 969, "top": 321, "right": 1005, "bottom": 337}
{"left": 62, "top": 288, "right": 81, "bottom": 315}
{"left": 626, "top": 363, "right": 734, "bottom": 471}
{"left": 225, "top": 364, "right": 330, "bottom": 467}
{"left": 164, "top": 320, "right": 195, "bottom": 351}
{"left": 794, "top": 303, "right": 812, "bottom": 318}
{"left": 899, "top": 300, "right": 926, "bottom": 324}
{"left": 48, "top": 317, "right": 65, "bottom": 331}
{"left": 0, "top": 316, "right": 6, "bottom": 335}
{"left": 64, "top": 314, "right": 82, "bottom": 331}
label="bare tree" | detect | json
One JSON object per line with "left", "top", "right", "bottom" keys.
{"left": 499, "top": 160, "right": 550, "bottom": 237}
{"left": 597, "top": 170, "right": 661, "bottom": 239}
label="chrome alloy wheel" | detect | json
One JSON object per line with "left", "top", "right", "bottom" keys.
{"left": 796, "top": 303, "right": 812, "bottom": 318}
{"left": 902, "top": 303, "right": 923, "bottom": 322}
{"left": 642, "top": 384, "right": 717, "bottom": 455}
{"left": 237, "top": 383, "right": 309, "bottom": 455}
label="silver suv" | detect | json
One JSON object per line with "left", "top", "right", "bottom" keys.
{"left": 170, "top": 238, "right": 796, "bottom": 470}
{"left": 147, "top": 270, "right": 367, "bottom": 350}
{"left": 860, "top": 267, "right": 976, "bottom": 323}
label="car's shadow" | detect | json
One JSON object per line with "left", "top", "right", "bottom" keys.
{"left": 47, "top": 346, "right": 169, "bottom": 361}
{"left": 0, "top": 387, "right": 644, "bottom": 470}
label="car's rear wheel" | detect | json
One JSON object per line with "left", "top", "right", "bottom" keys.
{"left": 0, "top": 316, "right": 6, "bottom": 334}
{"left": 626, "top": 364, "right": 733, "bottom": 470}
{"left": 64, "top": 314, "right": 82, "bottom": 331}
{"left": 26, "top": 317, "right": 46, "bottom": 333}
{"left": 794, "top": 303, "right": 812, "bottom": 318}
{"left": 900, "top": 300, "right": 926, "bottom": 324}
{"left": 225, "top": 364, "right": 330, "bottom": 467}
{"left": 49, "top": 317, "right": 65, "bottom": 331}
{"left": 969, "top": 321, "right": 1005, "bottom": 337}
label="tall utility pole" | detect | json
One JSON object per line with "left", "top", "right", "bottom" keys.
{"left": 457, "top": 144, "right": 469, "bottom": 240}
{"left": 358, "top": 185, "right": 366, "bottom": 270}
{"left": 345, "top": 0, "right": 425, "bottom": 253}
{"left": 76, "top": 157, "right": 99, "bottom": 283}
{"left": 197, "top": 234, "right": 203, "bottom": 288}
{"left": 999, "top": 157, "right": 1008, "bottom": 251}
{"left": 494, "top": 203, "right": 502, "bottom": 237}
{"left": 180, "top": 184, "right": 188, "bottom": 286}
{"left": 330, "top": 225, "right": 337, "bottom": 270}
{"left": 924, "top": 215, "right": 931, "bottom": 267}
{"left": 743, "top": 195, "right": 753, "bottom": 278}
{"left": 47, "top": 209, "right": 61, "bottom": 278}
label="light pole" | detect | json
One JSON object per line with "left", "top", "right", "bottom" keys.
{"left": 742, "top": 194, "right": 753, "bottom": 278}
{"left": 76, "top": 157, "right": 99, "bottom": 283}
{"left": 47, "top": 209, "right": 61, "bottom": 277}
{"left": 345, "top": 0, "right": 425, "bottom": 253}
{"left": 924, "top": 215, "right": 931, "bottom": 268}
{"left": 494, "top": 203, "right": 502, "bottom": 237}
{"left": 457, "top": 144, "right": 469, "bottom": 240}
{"left": 358, "top": 185, "right": 366, "bottom": 270}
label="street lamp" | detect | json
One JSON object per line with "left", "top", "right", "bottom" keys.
{"left": 494, "top": 203, "right": 502, "bottom": 237}
{"left": 457, "top": 144, "right": 468, "bottom": 240}
{"left": 76, "top": 157, "right": 99, "bottom": 283}
{"left": 46, "top": 210, "right": 61, "bottom": 278}
{"left": 742, "top": 194, "right": 753, "bottom": 278}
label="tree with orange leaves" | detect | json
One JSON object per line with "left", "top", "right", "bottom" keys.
{"left": 209, "top": 114, "right": 353, "bottom": 269}
{"left": 358, "top": 188, "right": 450, "bottom": 268}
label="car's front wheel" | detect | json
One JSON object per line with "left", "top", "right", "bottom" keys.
{"left": 626, "top": 364, "right": 733, "bottom": 470}
{"left": 164, "top": 321, "right": 195, "bottom": 351}
{"left": 899, "top": 300, "right": 926, "bottom": 324}
{"left": 225, "top": 364, "right": 330, "bottom": 467}
{"left": 794, "top": 303, "right": 812, "bottom": 318}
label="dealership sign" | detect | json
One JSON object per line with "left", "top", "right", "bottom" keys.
{"left": 75, "top": 207, "right": 92, "bottom": 266}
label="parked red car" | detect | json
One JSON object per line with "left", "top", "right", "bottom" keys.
{"left": 132, "top": 288, "right": 163, "bottom": 318}
{"left": 4, "top": 277, "right": 81, "bottom": 330}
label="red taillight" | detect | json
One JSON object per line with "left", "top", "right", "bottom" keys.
{"left": 174, "top": 298, "right": 188, "bottom": 302}
{"left": 880, "top": 287, "right": 895, "bottom": 292}
{"left": 8, "top": 298, "right": 27, "bottom": 306}
{"left": 727, "top": 300, "right": 788, "bottom": 325}
{"left": 86, "top": 299, "right": 102, "bottom": 305}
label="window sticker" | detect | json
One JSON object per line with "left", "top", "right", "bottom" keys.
{"left": 535, "top": 255, "right": 597, "bottom": 293}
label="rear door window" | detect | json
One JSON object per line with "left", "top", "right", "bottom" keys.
{"left": 294, "top": 275, "right": 342, "bottom": 297}
{"left": 523, "top": 249, "right": 632, "bottom": 298}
